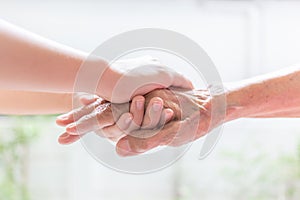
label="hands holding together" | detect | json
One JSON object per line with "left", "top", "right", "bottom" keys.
{"left": 56, "top": 61, "right": 300, "bottom": 157}
{"left": 55, "top": 56, "right": 202, "bottom": 157}
{"left": 2, "top": 20, "right": 205, "bottom": 155}
{"left": 2, "top": 20, "right": 300, "bottom": 158}
{"left": 56, "top": 87, "right": 223, "bottom": 157}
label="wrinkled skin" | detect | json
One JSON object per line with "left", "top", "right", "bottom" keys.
{"left": 57, "top": 88, "right": 223, "bottom": 157}
{"left": 116, "top": 88, "right": 215, "bottom": 156}
{"left": 56, "top": 92, "right": 174, "bottom": 144}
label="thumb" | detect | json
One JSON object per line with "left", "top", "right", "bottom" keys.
{"left": 171, "top": 72, "right": 194, "bottom": 89}
{"left": 115, "top": 124, "right": 176, "bottom": 157}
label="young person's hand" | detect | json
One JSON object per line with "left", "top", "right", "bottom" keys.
{"left": 96, "top": 56, "right": 193, "bottom": 103}
{"left": 0, "top": 21, "right": 192, "bottom": 103}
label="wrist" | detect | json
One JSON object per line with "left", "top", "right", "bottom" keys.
{"left": 224, "top": 84, "right": 256, "bottom": 122}
{"left": 96, "top": 65, "right": 121, "bottom": 101}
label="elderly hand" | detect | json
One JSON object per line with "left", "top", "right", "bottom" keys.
{"left": 116, "top": 88, "right": 222, "bottom": 156}
{"left": 57, "top": 88, "right": 226, "bottom": 157}
{"left": 56, "top": 93, "right": 174, "bottom": 144}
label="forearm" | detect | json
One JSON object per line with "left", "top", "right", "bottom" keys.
{"left": 0, "top": 90, "right": 72, "bottom": 115}
{"left": 0, "top": 20, "right": 111, "bottom": 93}
{"left": 225, "top": 65, "right": 300, "bottom": 121}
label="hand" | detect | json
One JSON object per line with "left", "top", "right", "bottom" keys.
{"left": 97, "top": 56, "right": 194, "bottom": 103}
{"left": 116, "top": 88, "right": 219, "bottom": 156}
{"left": 56, "top": 93, "right": 174, "bottom": 144}
{"left": 57, "top": 88, "right": 225, "bottom": 157}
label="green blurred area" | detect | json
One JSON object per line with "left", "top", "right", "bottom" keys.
{"left": 0, "top": 116, "right": 50, "bottom": 200}
{"left": 0, "top": 116, "right": 300, "bottom": 200}
{"left": 218, "top": 141, "right": 300, "bottom": 200}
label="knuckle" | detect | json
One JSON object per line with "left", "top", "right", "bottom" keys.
{"left": 96, "top": 104, "right": 112, "bottom": 120}
{"left": 79, "top": 114, "right": 94, "bottom": 125}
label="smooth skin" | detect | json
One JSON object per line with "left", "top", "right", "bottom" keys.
{"left": 57, "top": 65, "right": 300, "bottom": 156}
{"left": 0, "top": 90, "right": 72, "bottom": 115}
{"left": 0, "top": 19, "right": 192, "bottom": 104}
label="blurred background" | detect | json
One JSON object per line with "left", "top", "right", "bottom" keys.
{"left": 1, "top": 0, "right": 300, "bottom": 199}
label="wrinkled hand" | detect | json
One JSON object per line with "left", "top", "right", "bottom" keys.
{"left": 57, "top": 88, "right": 225, "bottom": 157}
{"left": 116, "top": 88, "right": 217, "bottom": 156}
{"left": 56, "top": 93, "right": 174, "bottom": 144}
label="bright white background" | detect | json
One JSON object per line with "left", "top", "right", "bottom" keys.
{"left": 1, "top": 0, "right": 300, "bottom": 199}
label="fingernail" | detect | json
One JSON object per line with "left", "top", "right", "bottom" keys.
{"left": 166, "top": 109, "right": 173, "bottom": 118}
{"left": 125, "top": 115, "right": 132, "bottom": 124}
{"left": 136, "top": 100, "right": 144, "bottom": 110}
{"left": 153, "top": 102, "right": 162, "bottom": 112}
{"left": 57, "top": 114, "right": 69, "bottom": 120}
{"left": 125, "top": 113, "right": 133, "bottom": 124}
{"left": 59, "top": 132, "right": 70, "bottom": 139}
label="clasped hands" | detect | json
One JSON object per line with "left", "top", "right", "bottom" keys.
{"left": 56, "top": 89, "right": 224, "bottom": 157}
{"left": 56, "top": 57, "right": 223, "bottom": 156}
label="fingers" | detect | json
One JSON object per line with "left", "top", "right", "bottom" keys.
{"left": 158, "top": 108, "right": 174, "bottom": 127}
{"left": 101, "top": 96, "right": 173, "bottom": 142}
{"left": 65, "top": 102, "right": 115, "bottom": 135}
{"left": 58, "top": 113, "right": 132, "bottom": 145}
{"left": 142, "top": 97, "right": 163, "bottom": 129}
{"left": 56, "top": 99, "right": 103, "bottom": 126}
{"left": 58, "top": 132, "right": 80, "bottom": 145}
{"left": 100, "top": 112, "right": 133, "bottom": 141}
{"left": 57, "top": 96, "right": 145, "bottom": 142}
{"left": 65, "top": 108, "right": 174, "bottom": 144}
{"left": 58, "top": 94, "right": 175, "bottom": 146}
{"left": 116, "top": 112, "right": 202, "bottom": 156}
{"left": 129, "top": 96, "right": 145, "bottom": 129}
{"left": 116, "top": 121, "right": 181, "bottom": 156}
{"left": 100, "top": 95, "right": 145, "bottom": 141}
{"left": 59, "top": 107, "right": 174, "bottom": 145}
